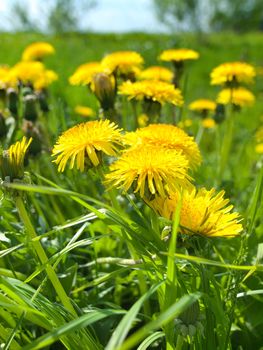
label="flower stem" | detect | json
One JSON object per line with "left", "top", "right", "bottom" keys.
{"left": 15, "top": 195, "right": 76, "bottom": 316}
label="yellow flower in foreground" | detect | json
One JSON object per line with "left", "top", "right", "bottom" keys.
{"left": 74, "top": 105, "right": 95, "bottom": 118}
{"left": 139, "top": 66, "right": 173, "bottom": 82}
{"left": 22, "top": 42, "right": 55, "bottom": 61}
{"left": 255, "top": 143, "right": 263, "bottom": 154}
{"left": 159, "top": 49, "right": 199, "bottom": 62}
{"left": 217, "top": 87, "right": 255, "bottom": 107}
{"left": 149, "top": 188, "right": 242, "bottom": 237}
{"left": 105, "top": 146, "right": 191, "bottom": 199}
{"left": 202, "top": 118, "right": 216, "bottom": 129}
{"left": 101, "top": 51, "right": 143, "bottom": 76}
{"left": 52, "top": 120, "right": 122, "bottom": 172}
{"left": 69, "top": 62, "right": 105, "bottom": 86}
{"left": 0, "top": 65, "right": 15, "bottom": 88}
{"left": 210, "top": 61, "right": 256, "bottom": 86}
{"left": 119, "top": 80, "right": 183, "bottom": 106}
{"left": 189, "top": 99, "right": 216, "bottom": 113}
{"left": 124, "top": 124, "right": 201, "bottom": 170}
{"left": 0, "top": 137, "right": 32, "bottom": 181}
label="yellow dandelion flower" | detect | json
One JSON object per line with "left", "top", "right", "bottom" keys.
{"left": 189, "top": 99, "right": 216, "bottom": 113}
{"left": 74, "top": 105, "right": 95, "bottom": 118}
{"left": 105, "top": 146, "right": 191, "bottom": 199}
{"left": 119, "top": 80, "right": 183, "bottom": 106}
{"left": 255, "top": 126, "right": 263, "bottom": 143}
{"left": 139, "top": 66, "right": 173, "bottom": 82}
{"left": 202, "top": 118, "right": 216, "bottom": 129}
{"left": 124, "top": 124, "right": 201, "bottom": 170}
{"left": 255, "top": 143, "right": 263, "bottom": 154}
{"left": 210, "top": 61, "right": 256, "bottom": 86}
{"left": 216, "top": 87, "right": 255, "bottom": 107}
{"left": 69, "top": 62, "right": 105, "bottom": 86}
{"left": 0, "top": 137, "right": 32, "bottom": 181}
{"left": 22, "top": 42, "right": 55, "bottom": 61}
{"left": 52, "top": 120, "right": 123, "bottom": 172}
{"left": 177, "top": 119, "right": 193, "bottom": 129}
{"left": 159, "top": 49, "right": 199, "bottom": 62}
{"left": 149, "top": 187, "right": 242, "bottom": 237}
{"left": 137, "top": 114, "right": 149, "bottom": 127}
{"left": 9, "top": 61, "right": 52, "bottom": 88}
{"left": 0, "top": 65, "right": 16, "bottom": 88}
{"left": 101, "top": 51, "right": 144, "bottom": 76}
{"left": 33, "top": 69, "right": 58, "bottom": 90}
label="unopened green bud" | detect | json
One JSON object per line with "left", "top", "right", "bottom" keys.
{"left": 93, "top": 73, "right": 116, "bottom": 111}
{"left": 23, "top": 94, "right": 38, "bottom": 122}
{"left": 213, "top": 103, "right": 225, "bottom": 124}
{"left": 0, "top": 88, "right": 6, "bottom": 106}
{"left": 36, "top": 90, "right": 49, "bottom": 112}
{"left": 0, "top": 111, "right": 7, "bottom": 139}
{"left": 22, "top": 120, "right": 42, "bottom": 156}
{"left": 7, "top": 88, "right": 18, "bottom": 115}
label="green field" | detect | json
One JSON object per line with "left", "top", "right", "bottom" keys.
{"left": 0, "top": 32, "right": 263, "bottom": 349}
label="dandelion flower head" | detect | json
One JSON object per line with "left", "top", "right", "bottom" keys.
{"left": 105, "top": 145, "right": 192, "bottom": 199}
{"left": 22, "top": 42, "right": 55, "bottom": 61}
{"left": 139, "top": 66, "right": 173, "bottom": 82}
{"left": 210, "top": 61, "right": 256, "bottom": 86}
{"left": 74, "top": 105, "right": 95, "bottom": 118}
{"left": 159, "top": 49, "right": 199, "bottom": 62}
{"left": 202, "top": 118, "right": 216, "bottom": 129}
{"left": 124, "top": 124, "right": 201, "bottom": 170}
{"left": 69, "top": 62, "right": 105, "bottom": 86}
{"left": 149, "top": 187, "right": 242, "bottom": 237}
{"left": 216, "top": 87, "right": 255, "bottom": 107}
{"left": 119, "top": 80, "right": 183, "bottom": 106}
{"left": 189, "top": 99, "right": 216, "bottom": 113}
{"left": 101, "top": 51, "right": 144, "bottom": 76}
{"left": 255, "top": 143, "right": 263, "bottom": 154}
{"left": 52, "top": 120, "right": 123, "bottom": 172}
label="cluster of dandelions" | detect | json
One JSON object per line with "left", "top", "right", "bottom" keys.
{"left": 51, "top": 119, "right": 242, "bottom": 239}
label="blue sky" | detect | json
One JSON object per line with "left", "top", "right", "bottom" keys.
{"left": 0, "top": 0, "right": 169, "bottom": 32}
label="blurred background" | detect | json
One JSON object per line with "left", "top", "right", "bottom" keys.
{"left": 0, "top": 0, "right": 263, "bottom": 34}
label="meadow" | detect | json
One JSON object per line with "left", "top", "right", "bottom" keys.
{"left": 0, "top": 31, "right": 263, "bottom": 349}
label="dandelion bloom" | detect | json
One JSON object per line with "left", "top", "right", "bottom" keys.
{"left": 74, "top": 105, "right": 95, "bottom": 118}
{"left": 124, "top": 124, "right": 201, "bottom": 170}
{"left": 105, "top": 146, "right": 191, "bottom": 199}
{"left": 189, "top": 99, "right": 216, "bottom": 113}
{"left": 101, "top": 51, "right": 144, "bottom": 76}
{"left": 202, "top": 118, "right": 216, "bottom": 129}
{"left": 149, "top": 187, "right": 242, "bottom": 237}
{"left": 216, "top": 87, "right": 255, "bottom": 107}
{"left": 255, "top": 126, "right": 263, "bottom": 143}
{"left": 0, "top": 137, "right": 32, "bottom": 181}
{"left": 52, "top": 120, "right": 122, "bottom": 172}
{"left": 255, "top": 143, "right": 263, "bottom": 154}
{"left": 10, "top": 61, "right": 57, "bottom": 89}
{"left": 178, "top": 119, "right": 193, "bottom": 129}
{"left": 22, "top": 42, "right": 55, "bottom": 61}
{"left": 119, "top": 80, "right": 183, "bottom": 106}
{"left": 139, "top": 66, "right": 173, "bottom": 82}
{"left": 210, "top": 62, "right": 256, "bottom": 86}
{"left": 69, "top": 62, "right": 105, "bottom": 86}
{"left": 159, "top": 49, "right": 199, "bottom": 62}
{"left": 0, "top": 65, "right": 15, "bottom": 88}
{"left": 33, "top": 69, "right": 58, "bottom": 91}
{"left": 137, "top": 114, "right": 149, "bottom": 127}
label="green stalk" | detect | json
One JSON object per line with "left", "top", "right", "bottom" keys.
{"left": 15, "top": 195, "right": 76, "bottom": 316}
{"left": 218, "top": 111, "right": 234, "bottom": 182}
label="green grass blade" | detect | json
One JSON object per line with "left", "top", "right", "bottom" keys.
{"left": 137, "top": 331, "right": 165, "bottom": 350}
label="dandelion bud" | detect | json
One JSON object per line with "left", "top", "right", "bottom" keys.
{"left": 0, "top": 111, "right": 7, "bottom": 139}
{"left": 0, "top": 88, "right": 6, "bottom": 106}
{"left": 0, "top": 137, "right": 32, "bottom": 181}
{"left": 93, "top": 73, "right": 116, "bottom": 111}
{"left": 22, "top": 120, "right": 42, "bottom": 156}
{"left": 23, "top": 94, "right": 38, "bottom": 122}
{"left": 213, "top": 103, "right": 225, "bottom": 124}
{"left": 7, "top": 88, "right": 18, "bottom": 116}
{"left": 36, "top": 90, "right": 49, "bottom": 112}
